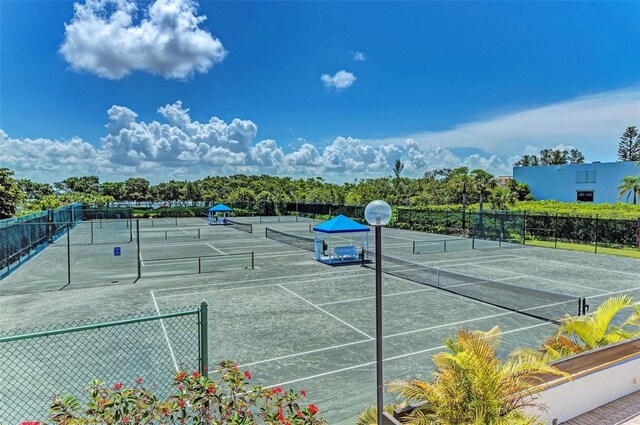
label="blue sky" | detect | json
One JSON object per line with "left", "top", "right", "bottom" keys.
{"left": 1, "top": 0, "right": 639, "bottom": 183}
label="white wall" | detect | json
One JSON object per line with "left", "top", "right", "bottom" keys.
{"left": 525, "top": 355, "right": 640, "bottom": 424}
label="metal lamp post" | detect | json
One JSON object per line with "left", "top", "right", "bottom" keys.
{"left": 365, "top": 200, "right": 392, "bottom": 424}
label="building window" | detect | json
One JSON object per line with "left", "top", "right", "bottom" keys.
{"left": 577, "top": 191, "right": 594, "bottom": 202}
{"left": 576, "top": 171, "right": 597, "bottom": 183}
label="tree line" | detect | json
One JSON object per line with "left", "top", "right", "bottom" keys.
{"left": 0, "top": 166, "right": 534, "bottom": 219}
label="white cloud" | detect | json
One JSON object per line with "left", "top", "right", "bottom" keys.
{"left": 353, "top": 51, "right": 366, "bottom": 61}
{"left": 2, "top": 87, "right": 635, "bottom": 183}
{"left": 364, "top": 87, "right": 640, "bottom": 162}
{"left": 60, "top": 0, "right": 226, "bottom": 79}
{"left": 321, "top": 70, "right": 356, "bottom": 90}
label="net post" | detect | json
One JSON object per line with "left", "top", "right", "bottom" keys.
{"left": 265, "top": 227, "right": 267, "bottom": 238}
{"left": 199, "top": 301, "right": 209, "bottom": 377}
{"left": 198, "top": 228, "right": 201, "bottom": 239}
{"left": 444, "top": 240, "right": 447, "bottom": 252}
{"left": 198, "top": 257, "right": 201, "bottom": 274}
{"left": 175, "top": 218, "right": 178, "bottom": 226}
{"left": 129, "top": 217, "right": 133, "bottom": 242}
{"left": 90, "top": 219, "right": 94, "bottom": 245}
{"left": 165, "top": 230, "right": 167, "bottom": 241}
{"left": 436, "top": 269, "right": 440, "bottom": 287}
{"left": 412, "top": 240, "right": 416, "bottom": 254}
{"left": 251, "top": 251, "right": 255, "bottom": 269}
{"left": 472, "top": 235, "right": 475, "bottom": 250}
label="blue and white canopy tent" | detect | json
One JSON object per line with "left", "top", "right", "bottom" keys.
{"left": 208, "top": 203, "right": 233, "bottom": 225}
{"left": 311, "top": 215, "right": 370, "bottom": 265}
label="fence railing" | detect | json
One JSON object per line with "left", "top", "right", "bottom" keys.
{"left": 0, "top": 303, "right": 208, "bottom": 423}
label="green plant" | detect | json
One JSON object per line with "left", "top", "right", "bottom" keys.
{"left": 521, "top": 295, "right": 640, "bottom": 361}
{"left": 46, "top": 361, "right": 325, "bottom": 424}
{"left": 356, "top": 403, "right": 405, "bottom": 425}
{"left": 386, "top": 327, "right": 565, "bottom": 425}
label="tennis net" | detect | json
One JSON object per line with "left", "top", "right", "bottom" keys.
{"left": 367, "top": 252, "right": 585, "bottom": 323}
{"left": 139, "top": 228, "right": 201, "bottom": 241}
{"left": 265, "top": 228, "right": 314, "bottom": 252}
{"left": 224, "top": 218, "right": 253, "bottom": 233}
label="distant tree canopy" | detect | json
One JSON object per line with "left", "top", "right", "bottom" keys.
{"left": 514, "top": 148, "right": 585, "bottom": 167}
{"left": 618, "top": 126, "right": 640, "bottom": 162}
{"left": 2, "top": 167, "right": 536, "bottom": 217}
{"left": 0, "top": 168, "right": 25, "bottom": 219}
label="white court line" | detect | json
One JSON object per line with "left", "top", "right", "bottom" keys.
{"left": 517, "top": 254, "right": 640, "bottom": 278}
{"left": 277, "top": 284, "right": 374, "bottom": 340}
{"left": 261, "top": 321, "right": 550, "bottom": 390}
{"left": 152, "top": 267, "right": 369, "bottom": 294}
{"left": 467, "top": 262, "right": 610, "bottom": 293}
{"left": 150, "top": 290, "right": 179, "bottom": 372}
{"left": 421, "top": 253, "right": 521, "bottom": 265}
{"left": 155, "top": 271, "right": 369, "bottom": 298}
{"left": 206, "top": 243, "right": 225, "bottom": 255}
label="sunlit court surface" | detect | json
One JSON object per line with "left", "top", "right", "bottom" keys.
{"left": 2, "top": 215, "right": 640, "bottom": 423}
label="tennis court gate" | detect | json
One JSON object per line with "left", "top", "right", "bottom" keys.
{"left": 0, "top": 302, "right": 209, "bottom": 423}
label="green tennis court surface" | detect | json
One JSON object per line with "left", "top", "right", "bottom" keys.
{"left": 2, "top": 216, "right": 640, "bottom": 424}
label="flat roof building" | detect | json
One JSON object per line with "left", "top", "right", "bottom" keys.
{"left": 513, "top": 161, "right": 640, "bottom": 204}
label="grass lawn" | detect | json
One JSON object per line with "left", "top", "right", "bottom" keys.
{"left": 525, "top": 239, "right": 640, "bottom": 259}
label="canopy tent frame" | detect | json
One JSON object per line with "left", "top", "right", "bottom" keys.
{"left": 208, "top": 203, "right": 233, "bottom": 225}
{"left": 312, "top": 215, "right": 370, "bottom": 265}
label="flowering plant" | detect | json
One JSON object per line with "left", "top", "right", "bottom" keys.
{"left": 46, "top": 360, "right": 325, "bottom": 424}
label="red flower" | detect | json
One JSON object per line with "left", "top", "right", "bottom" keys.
{"left": 113, "top": 383, "right": 123, "bottom": 391}
{"left": 297, "top": 411, "right": 304, "bottom": 418}
{"left": 176, "top": 371, "right": 187, "bottom": 380}
{"left": 308, "top": 404, "right": 319, "bottom": 415}
{"left": 232, "top": 362, "right": 239, "bottom": 371}
{"left": 192, "top": 371, "right": 200, "bottom": 379}
{"left": 177, "top": 399, "right": 185, "bottom": 408}
{"left": 301, "top": 389, "right": 307, "bottom": 397}
{"left": 277, "top": 413, "right": 285, "bottom": 422}
{"left": 178, "top": 385, "right": 184, "bottom": 391}
{"left": 272, "top": 387, "right": 282, "bottom": 394}
{"left": 19, "top": 422, "right": 40, "bottom": 425}
{"left": 203, "top": 366, "right": 208, "bottom": 371}
{"left": 244, "top": 370, "right": 252, "bottom": 380}
{"left": 122, "top": 417, "right": 129, "bottom": 424}
{"left": 136, "top": 377, "right": 143, "bottom": 384}
{"left": 208, "top": 384, "right": 215, "bottom": 394}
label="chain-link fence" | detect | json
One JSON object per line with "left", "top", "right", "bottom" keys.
{"left": 395, "top": 207, "right": 640, "bottom": 253}
{"left": 0, "top": 303, "right": 208, "bottom": 424}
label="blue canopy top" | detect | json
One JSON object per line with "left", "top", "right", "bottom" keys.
{"left": 313, "top": 215, "right": 370, "bottom": 234}
{"left": 209, "top": 203, "right": 233, "bottom": 212}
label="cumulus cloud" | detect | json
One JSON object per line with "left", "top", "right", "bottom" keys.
{"left": 321, "top": 70, "right": 356, "bottom": 90}
{"left": 353, "top": 51, "right": 366, "bottom": 61}
{"left": 7, "top": 88, "right": 632, "bottom": 183}
{"left": 60, "top": 0, "right": 226, "bottom": 79}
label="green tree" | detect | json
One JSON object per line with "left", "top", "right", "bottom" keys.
{"left": 393, "top": 159, "right": 404, "bottom": 179}
{"left": 0, "top": 168, "right": 25, "bottom": 219}
{"left": 100, "top": 182, "right": 125, "bottom": 203}
{"left": 17, "top": 179, "right": 53, "bottom": 200}
{"left": 123, "top": 178, "right": 150, "bottom": 206}
{"left": 618, "top": 126, "right": 640, "bottom": 162}
{"left": 470, "top": 169, "right": 496, "bottom": 211}
{"left": 513, "top": 155, "right": 539, "bottom": 167}
{"left": 617, "top": 175, "right": 640, "bottom": 204}
{"left": 489, "top": 186, "right": 517, "bottom": 210}
{"left": 54, "top": 176, "right": 100, "bottom": 194}
{"left": 569, "top": 148, "right": 585, "bottom": 164}
{"left": 387, "top": 327, "right": 564, "bottom": 425}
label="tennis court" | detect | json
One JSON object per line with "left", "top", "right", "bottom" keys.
{"left": 1, "top": 216, "right": 639, "bottom": 424}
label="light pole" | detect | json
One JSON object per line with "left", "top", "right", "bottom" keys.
{"left": 365, "top": 200, "right": 392, "bottom": 424}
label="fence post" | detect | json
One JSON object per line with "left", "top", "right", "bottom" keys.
{"left": 198, "top": 228, "right": 201, "bottom": 239}
{"left": 67, "top": 225, "right": 71, "bottom": 286}
{"left": 90, "top": 219, "right": 94, "bottom": 245}
{"left": 165, "top": 231, "right": 167, "bottom": 241}
{"left": 554, "top": 213, "right": 558, "bottom": 249}
{"left": 136, "top": 220, "right": 141, "bottom": 282}
{"left": 522, "top": 211, "right": 527, "bottom": 245}
{"left": 594, "top": 214, "right": 599, "bottom": 254}
{"left": 199, "top": 301, "right": 209, "bottom": 377}
{"left": 129, "top": 218, "right": 133, "bottom": 242}
{"left": 198, "top": 257, "right": 201, "bottom": 274}
{"left": 412, "top": 240, "right": 416, "bottom": 254}
{"left": 251, "top": 251, "right": 255, "bottom": 269}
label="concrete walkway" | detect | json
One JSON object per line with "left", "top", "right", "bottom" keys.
{"left": 563, "top": 391, "right": 640, "bottom": 424}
